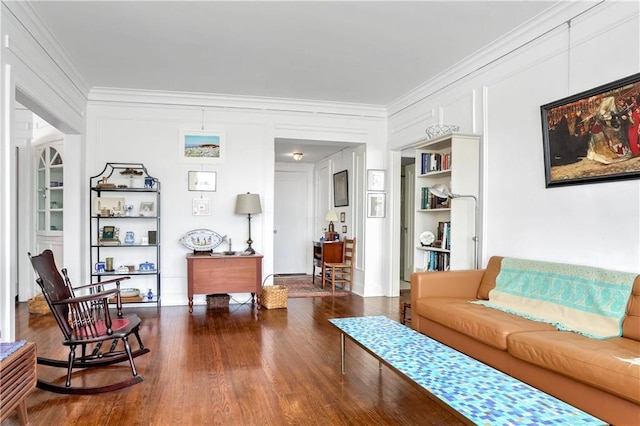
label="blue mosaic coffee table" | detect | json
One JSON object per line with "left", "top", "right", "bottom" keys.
{"left": 328, "top": 316, "right": 605, "bottom": 425}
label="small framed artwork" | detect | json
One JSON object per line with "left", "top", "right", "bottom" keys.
{"left": 367, "top": 193, "right": 386, "bottom": 218}
{"left": 179, "top": 129, "right": 226, "bottom": 163}
{"left": 139, "top": 202, "right": 154, "bottom": 216}
{"left": 101, "top": 226, "right": 116, "bottom": 239}
{"left": 342, "top": 225, "right": 347, "bottom": 233}
{"left": 192, "top": 198, "right": 211, "bottom": 216}
{"left": 93, "top": 197, "right": 125, "bottom": 215}
{"left": 333, "top": 170, "right": 349, "bottom": 207}
{"left": 340, "top": 212, "right": 346, "bottom": 223}
{"left": 541, "top": 72, "right": 640, "bottom": 187}
{"left": 188, "top": 171, "right": 216, "bottom": 191}
{"left": 367, "top": 169, "right": 386, "bottom": 191}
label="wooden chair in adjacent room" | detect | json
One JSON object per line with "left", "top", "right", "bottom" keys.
{"left": 322, "top": 237, "right": 355, "bottom": 293}
{"left": 28, "top": 249, "right": 150, "bottom": 394}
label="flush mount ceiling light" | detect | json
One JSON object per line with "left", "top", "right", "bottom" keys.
{"left": 292, "top": 152, "right": 304, "bottom": 161}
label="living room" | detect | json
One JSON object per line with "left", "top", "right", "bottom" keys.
{"left": 1, "top": 1, "right": 639, "bottom": 423}
{"left": 2, "top": 1, "right": 637, "bottom": 324}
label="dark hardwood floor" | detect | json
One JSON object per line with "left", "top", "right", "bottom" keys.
{"left": 4, "top": 294, "right": 462, "bottom": 426}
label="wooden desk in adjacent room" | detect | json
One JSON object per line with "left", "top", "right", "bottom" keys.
{"left": 312, "top": 240, "right": 343, "bottom": 284}
{"left": 186, "top": 253, "right": 263, "bottom": 313}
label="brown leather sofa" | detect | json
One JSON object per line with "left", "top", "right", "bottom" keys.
{"left": 411, "top": 256, "right": 640, "bottom": 425}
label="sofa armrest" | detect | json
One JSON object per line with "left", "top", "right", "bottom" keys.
{"left": 410, "top": 269, "right": 485, "bottom": 305}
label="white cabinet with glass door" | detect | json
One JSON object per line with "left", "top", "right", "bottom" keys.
{"left": 35, "top": 143, "right": 64, "bottom": 263}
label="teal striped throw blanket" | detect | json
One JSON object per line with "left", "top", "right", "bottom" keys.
{"left": 473, "top": 258, "right": 636, "bottom": 339}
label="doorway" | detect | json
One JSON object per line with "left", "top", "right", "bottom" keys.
{"left": 14, "top": 100, "right": 66, "bottom": 303}
{"left": 400, "top": 155, "right": 415, "bottom": 289}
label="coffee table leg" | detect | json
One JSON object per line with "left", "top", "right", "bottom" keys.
{"left": 340, "top": 333, "right": 346, "bottom": 374}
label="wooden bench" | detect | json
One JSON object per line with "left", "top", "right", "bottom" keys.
{"left": 1, "top": 341, "right": 37, "bottom": 425}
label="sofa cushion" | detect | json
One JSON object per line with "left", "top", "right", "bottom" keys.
{"left": 477, "top": 256, "right": 502, "bottom": 300}
{"left": 508, "top": 331, "right": 640, "bottom": 404}
{"left": 623, "top": 276, "right": 640, "bottom": 341}
{"left": 415, "top": 297, "right": 555, "bottom": 350}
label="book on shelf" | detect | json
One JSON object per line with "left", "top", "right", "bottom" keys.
{"left": 98, "top": 238, "right": 121, "bottom": 245}
{"left": 420, "top": 187, "right": 450, "bottom": 210}
{"left": 423, "top": 250, "right": 450, "bottom": 271}
{"left": 420, "top": 152, "right": 452, "bottom": 174}
{"left": 437, "top": 221, "right": 451, "bottom": 250}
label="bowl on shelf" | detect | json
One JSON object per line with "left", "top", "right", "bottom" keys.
{"left": 425, "top": 124, "right": 459, "bottom": 139}
{"left": 120, "top": 288, "right": 140, "bottom": 298}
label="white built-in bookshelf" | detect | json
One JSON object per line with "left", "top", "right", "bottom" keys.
{"left": 414, "top": 133, "right": 480, "bottom": 271}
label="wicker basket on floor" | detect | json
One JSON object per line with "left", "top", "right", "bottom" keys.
{"left": 206, "top": 293, "right": 230, "bottom": 309}
{"left": 261, "top": 285, "right": 288, "bottom": 309}
{"left": 28, "top": 293, "right": 51, "bottom": 315}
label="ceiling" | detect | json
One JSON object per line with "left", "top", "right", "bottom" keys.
{"left": 27, "top": 1, "right": 557, "bottom": 162}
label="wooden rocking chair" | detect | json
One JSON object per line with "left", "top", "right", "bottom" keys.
{"left": 28, "top": 249, "right": 150, "bottom": 394}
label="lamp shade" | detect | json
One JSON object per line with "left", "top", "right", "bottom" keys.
{"left": 235, "top": 193, "right": 262, "bottom": 215}
{"left": 325, "top": 210, "right": 338, "bottom": 222}
{"left": 428, "top": 184, "right": 454, "bottom": 199}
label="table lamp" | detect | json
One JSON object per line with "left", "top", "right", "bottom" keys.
{"left": 235, "top": 192, "right": 262, "bottom": 254}
{"left": 325, "top": 210, "right": 338, "bottom": 232}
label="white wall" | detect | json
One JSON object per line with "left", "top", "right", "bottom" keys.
{"left": 0, "top": 2, "right": 89, "bottom": 341}
{"left": 388, "top": 1, "right": 640, "bottom": 272}
{"left": 86, "top": 92, "right": 387, "bottom": 305}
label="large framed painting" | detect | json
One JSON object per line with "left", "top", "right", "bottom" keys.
{"left": 541, "top": 72, "right": 640, "bottom": 187}
{"left": 179, "top": 130, "right": 226, "bottom": 163}
{"left": 333, "top": 170, "right": 349, "bottom": 207}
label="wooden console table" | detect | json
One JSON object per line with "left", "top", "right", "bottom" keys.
{"left": 186, "top": 253, "right": 263, "bottom": 313}
{"left": 1, "top": 341, "right": 36, "bottom": 425}
{"left": 312, "top": 241, "right": 343, "bottom": 284}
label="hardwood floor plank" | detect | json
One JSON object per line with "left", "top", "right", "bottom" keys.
{"left": 4, "top": 295, "right": 462, "bottom": 426}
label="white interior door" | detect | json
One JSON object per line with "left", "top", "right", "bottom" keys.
{"left": 401, "top": 163, "right": 415, "bottom": 284}
{"left": 274, "top": 171, "right": 309, "bottom": 274}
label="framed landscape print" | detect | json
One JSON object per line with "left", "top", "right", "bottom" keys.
{"left": 541, "top": 72, "right": 640, "bottom": 187}
{"left": 179, "top": 130, "right": 226, "bottom": 163}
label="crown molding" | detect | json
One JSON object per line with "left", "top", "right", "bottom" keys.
{"left": 3, "top": 0, "right": 91, "bottom": 97}
{"left": 387, "top": 1, "right": 602, "bottom": 117}
{"left": 88, "top": 87, "right": 388, "bottom": 119}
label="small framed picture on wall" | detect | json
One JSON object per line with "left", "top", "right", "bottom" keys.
{"left": 367, "top": 193, "right": 386, "bottom": 218}
{"left": 188, "top": 171, "right": 217, "bottom": 191}
{"left": 367, "top": 169, "right": 386, "bottom": 191}
{"left": 192, "top": 198, "right": 211, "bottom": 216}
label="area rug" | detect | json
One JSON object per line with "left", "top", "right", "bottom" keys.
{"left": 274, "top": 275, "right": 350, "bottom": 298}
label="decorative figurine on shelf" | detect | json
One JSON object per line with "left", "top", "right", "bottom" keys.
{"left": 119, "top": 167, "right": 143, "bottom": 188}
{"left": 124, "top": 204, "right": 134, "bottom": 216}
{"left": 124, "top": 231, "right": 135, "bottom": 245}
{"left": 147, "top": 289, "right": 153, "bottom": 300}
